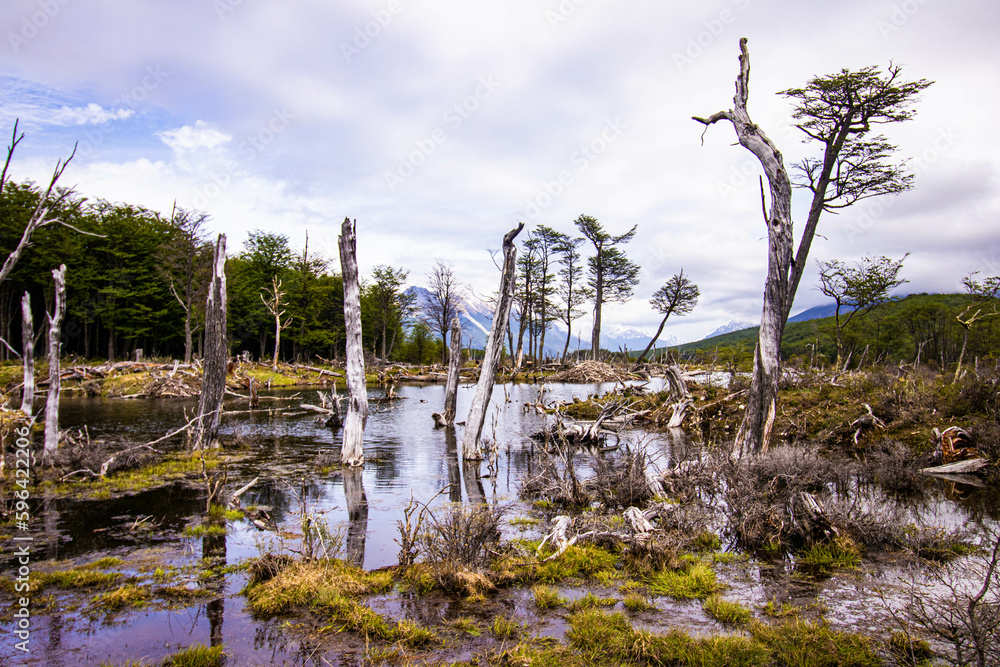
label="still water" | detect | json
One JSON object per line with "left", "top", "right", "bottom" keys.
{"left": 3, "top": 379, "right": 995, "bottom": 665}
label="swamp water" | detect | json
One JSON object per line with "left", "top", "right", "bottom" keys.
{"left": 1, "top": 380, "right": 996, "bottom": 665}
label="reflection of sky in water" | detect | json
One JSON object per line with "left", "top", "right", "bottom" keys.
{"left": 57, "top": 381, "right": 666, "bottom": 569}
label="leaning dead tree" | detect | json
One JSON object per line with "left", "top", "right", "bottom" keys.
{"left": 434, "top": 316, "right": 463, "bottom": 428}
{"left": 0, "top": 121, "right": 81, "bottom": 286}
{"left": 339, "top": 218, "right": 368, "bottom": 467}
{"left": 194, "top": 234, "right": 228, "bottom": 451}
{"left": 20, "top": 292, "right": 33, "bottom": 416}
{"left": 43, "top": 265, "right": 66, "bottom": 460}
{"left": 694, "top": 39, "right": 794, "bottom": 458}
{"left": 463, "top": 222, "right": 523, "bottom": 460}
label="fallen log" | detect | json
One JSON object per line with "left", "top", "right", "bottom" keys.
{"left": 921, "top": 458, "right": 989, "bottom": 475}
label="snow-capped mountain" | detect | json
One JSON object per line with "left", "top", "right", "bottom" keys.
{"left": 703, "top": 320, "right": 757, "bottom": 339}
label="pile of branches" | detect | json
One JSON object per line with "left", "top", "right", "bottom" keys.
{"left": 547, "top": 361, "right": 628, "bottom": 383}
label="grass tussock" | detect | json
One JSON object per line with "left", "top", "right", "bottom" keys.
{"left": 243, "top": 558, "right": 392, "bottom": 616}
{"left": 532, "top": 584, "right": 565, "bottom": 609}
{"left": 91, "top": 584, "right": 151, "bottom": 611}
{"left": 703, "top": 594, "right": 753, "bottom": 627}
{"left": 796, "top": 536, "right": 862, "bottom": 574}
{"left": 533, "top": 542, "right": 620, "bottom": 583}
{"left": 161, "top": 643, "right": 225, "bottom": 667}
{"left": 645, "top": 560, "right": 719, "bottom": 600}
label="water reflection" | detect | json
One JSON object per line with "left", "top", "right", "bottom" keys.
{"left": 445, "top": 427, "right": 462, "bottom": 503}
{"left": 344, "top": 467, "right": 368, "bottom": 567}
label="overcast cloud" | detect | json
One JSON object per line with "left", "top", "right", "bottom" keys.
{"left": 1, "top": 0, "right": 997, "bottom": 342}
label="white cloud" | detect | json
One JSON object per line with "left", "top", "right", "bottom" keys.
{"left": 50, "top": 103, "right": 134, "bottom": 125}
{"left": 157, "top": 120, "right": 232, "bottom": 155}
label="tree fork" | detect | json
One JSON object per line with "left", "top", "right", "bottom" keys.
{"left": 463, "top": 222, "right": 523, "bottom": 460}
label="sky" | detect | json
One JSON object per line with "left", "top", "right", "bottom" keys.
{"left": 1, "top": 0, "right": 998, "bottom": 344}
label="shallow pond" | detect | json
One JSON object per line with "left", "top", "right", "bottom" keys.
{"left": 2, "top": 379, "right": 997, "bottom": 665}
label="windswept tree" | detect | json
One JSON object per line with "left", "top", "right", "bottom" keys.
{"left": 694, "top": 38, "right": 930, "bottom": 456}
{"left": 575, "top": 215, "right": 640, "bottom": 359}
{"left": 531, "top": 225, "right": 563, "bottom": 362}
{"left": 423, "top": 259, "right": 465, "bottom": 365}
{"left": 635, "top": 269, "right": 699, "bottom": 365}
{"left": 554, "top": 234, "right": 590, "bottom": 362}
{"left": 368, "top": 264, "right": 415, "bottom": 366}
{"left": 817, "top": 254, "right": 908, "bottom": 368}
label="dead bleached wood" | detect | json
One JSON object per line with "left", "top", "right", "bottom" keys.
{"left": 666, "top": 398, "right": 693, "bottom": 428}
{"left": 228, "top": 476, "right": 259, "bottom": 508}
{"left": 441, "top": 315, "right": 462, "bottom": 426}
{"left": 921, "top": 458, "right": 989, "bottom": 475}
{"left": 624, "top": 506, "right": 654, "bottom": 534}
{"left": 43, "top": 265, "right": 66, "bottom": 459}
{"left": 195, "top": 234, "right": 228, "bottom": 451}
{"left": 20, "top": 292, "right": 33, "bottom": 416}
{"left": 463, "top": 222, "right": 523, "bottom": 460}
{"left": 339, "top": 218, "right": 368, "bottom": 467}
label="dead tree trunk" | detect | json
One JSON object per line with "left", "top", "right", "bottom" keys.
{"left": 339, "top": 218, "right": 368, "bottom": 467}
{"left": 442, "top": 315, "right": 462, "bottom": 426}
{"left": 43, "top": 265, "right": 66, "bottom": 459}
{"left": 462, "top": 223, "right": 523, "bottom": 460}
{"left": 694, "top": 38, "right": 793, "bottom": 458}
{"left": 195, "top": 235, "right": 227, "bottom": 451}
{"left": 20, "top": 292, "right": 33, "bottom": 416}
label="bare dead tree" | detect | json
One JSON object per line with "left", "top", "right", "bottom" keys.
{"left": 694, "top": 38, "right": 793, "bottom": 458}
{"left": 0, "top": 121, "right": 84, "bottom": 285}
{"left": 423, "top": 259, "right": 465, "bottom": 366}
{"left": 194, "top": 235, "right": 228, "bottom": 451}
{"left": 463, "top": 222, "right": 523, "bottom": 461}
{"left": 339, "top": 218, "right": 367, "bottom": 467}
{"left": 43, "top": 265, "right": 66, "bottom": 460}
{"left": 162, "top": 205, "right": 211, "bottom": 364}
{"left": 442, "top": 315, "right": 462, "bottom": 426}
{"left": 260, "top": 275, "right": 290, "bottom": 371}
{"left": 20, "top": 292, "right": 33, "bottom": 416}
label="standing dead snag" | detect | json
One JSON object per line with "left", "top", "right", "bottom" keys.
{"left": 260, "top": 275, "right": 290, "bottom": 371}
{"left": 43, "top": 265, "right": 66, "bottom": 459}
{"left": 339, "top": 218, "right": 368, "bottom": 467}
{"left": 694, "top": 38, "right": 794, "bottom": 458}
{"left": 440, "top": 316, "right": 463, "bottom": 426}
{"left": 462, "top": 223, "right": 523, "bottom": 461}
{"left": 20, "top": 292, "right": 33, "bottom": 416}
{"left": 195, "top": 234, "right": 228, "bottom": 451}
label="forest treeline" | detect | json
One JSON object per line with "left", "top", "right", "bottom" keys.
{"left": 673, "top": 292, "right": 1000, "bottom": 372}
{"left": 0, "top": 180, "right": 656, "bottom": 367}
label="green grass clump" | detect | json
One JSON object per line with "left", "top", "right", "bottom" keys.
{"left": 623, "top": 593, "right": 655, "bottom": 612}
{"left": 82, "top": 556, "right": 125, "bottom": 570}
{"left": 748, "top": 618, "right": 879, "bottom": 666}
{"left": 0, "top": 569, "right": 125, "bottom": 595}
{"left": 243, "top": 558, "right": 392, "bottom": 615}
{"left": 207, "top": 504, "right": 244, "bottom": 522}
{"left": 761, "top": 597, "right": 801, "bottom": 618}
{"left": 645, "top": 560, "right": 719, "bottom": 600}
{"left": 510, "top": 516, "right": 540, "bottom": 527}
{"left": 182, "top": 524, "right": 227, "bottom": 538}
{"left": 161, "top": 643, "right": 225, "bottom": 667}
{"left": 566, "top": 592, "right": 617, "bottom": 612}
{"left": 92, "top": 584, "right": 150, "bottom": 611}
{"left": 449, "top": 616, "right": 481, "bottom": 636}
{"left": 703, "top": 594, "right": 752, "bottom": 627}
{"left": 532, "top": 584, "right": 565, "bottom": 609}
{"left": 796, "top": 537, "right": 861, "bottom": 573}
{"left": 534, "top": 543, "right": 619, "bottom": 583}
{"left": 491, "top": 614, "right": 522, "bottom": 638}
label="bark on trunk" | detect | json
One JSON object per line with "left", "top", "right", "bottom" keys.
{"left": 44, "top": 265, "right": 66, "bottom": 459}
{"left": 635, "top": 311, "right": 671, "bottom": 366}
{"left": 195, "top": 235, "right": 228, "bottom": 451}
{"left": 20, "top": 292, "right": 34, "bottom": 416}
{"left": 591, "top": 269, "right": 603, "bottom": 360}
{"left": 339, "top": 218, "right": 368, "bottom": 467}
{"left": 694, "top": 38, "right": 793, "bottom": 458}
{"left": 463, "top": 223, "right": 523, "bottom": 460}
{"left": 442, "top": 316, "right": 462, "bottom": 425}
